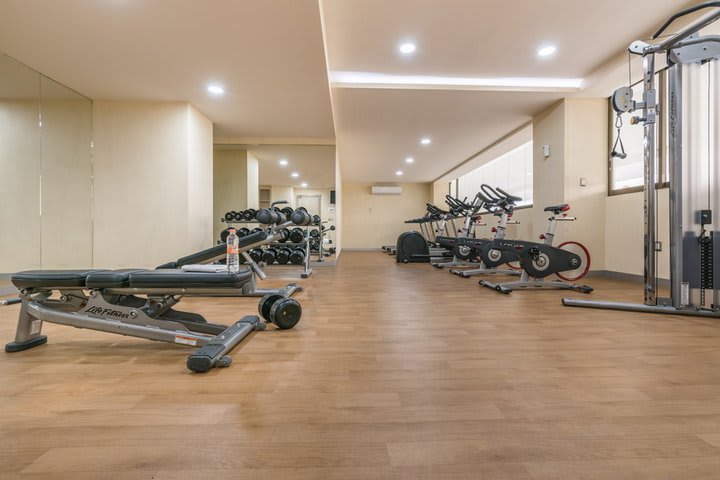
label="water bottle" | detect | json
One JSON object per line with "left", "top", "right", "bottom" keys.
{"left": 226, "top": 228, "right": 240, "bottom": 273}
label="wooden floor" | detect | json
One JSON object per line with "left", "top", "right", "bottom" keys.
{"left": 3, "top": 252, "right": 720, "bottom": 479}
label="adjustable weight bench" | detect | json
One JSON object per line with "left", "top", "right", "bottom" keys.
{"left": 4, "top": 268, "right": 302, "bottom": 373}
{"left": 157, "top": 228, "right": 302, "bottom": 298}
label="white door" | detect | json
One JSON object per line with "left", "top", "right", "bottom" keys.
{"left": 296, "top": 194, "right": 321, "bottom": 216}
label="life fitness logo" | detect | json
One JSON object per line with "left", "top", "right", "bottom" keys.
{"left": 85, "top": 306, "right": 130, "bottom": 319}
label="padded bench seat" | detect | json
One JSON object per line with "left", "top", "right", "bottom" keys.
{"left": 12, "top": 270, "right": 100, "bottom": 289}
{"left": 86, "top": 269, "right": 147, "bottom": 288}
{"left": 12, "top": 268, "right": 252, "bottom": 290}
{"left": 128, "top": 269, "right": 252, "bottom": 288}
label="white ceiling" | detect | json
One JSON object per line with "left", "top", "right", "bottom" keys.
{"left": 248, "top": 145, "right": 336, "bottom": 189}
{"left": 0, "top": 0, "right": 708, "bottom": 183}
{"left": 332, "top": 88, "right": 559, "bottom": 183}
{"left": 322, "top": 0, "right": 699, "bottom": 182}
{"left": 0, "top": 0, "right": 335, "bottom": 138}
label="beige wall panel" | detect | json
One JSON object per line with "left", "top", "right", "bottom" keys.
{"left": 342, "top": 182, "right": 432, "bottom": 249}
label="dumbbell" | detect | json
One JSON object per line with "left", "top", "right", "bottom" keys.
{"left": 309, "top": 229, "right": 320, "bottom": 238}
{"left": 275, "top": 247, "right": 292, "bottom": 264}
{"left": 322, "top": 225, "right": 336, "bottom": 232}
{"left": 280, "top": 207, "right": 294, "bottom": 217}
{"left": 250, "top": 227, "right": 264, "bottom": 235}
{"left": 290, "top": 208, "right": 312, "bottom": 226}
{"left": 237, "top": 227, "right": 250, "bottom": 237}
{"left": 256, "top": 208, "right": 287, "bottom": 225}
{"left": 312, "top": 215, "right": 321, "bottom": 225}
{"left": 249, "top": 248, "right": 264, "bottom": 263}
{"left": 242, "top": 209, "right": 257, "bottom": 221}
{"left": 219, "top": 228, "right": 231, "bottom": 243}
{"left": 224, "top": 211, "right": 236, "bottom": 222}
{"left": 289, "top": 248, "right": 306, "bottom": 265}
{"left": 309, "top": 238, "right": 320, "bottom": 251}
{"left": 262, "top": 248, "right": 277, "bottom": 264}
{"left": 277, "top": 228, "right": 291, "bottom": 243}
{"left": 289, "top": 228, "right": 305, "bottom": 244}
{"left": 233, "top": 211, "right": 244, "bottom": 221}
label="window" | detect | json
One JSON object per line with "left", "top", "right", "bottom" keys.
{"left": 457, "top": 141, "right": 533, "bottom": 207}
{"left": 608, "top": 71, "right": 668, "bottom": 194}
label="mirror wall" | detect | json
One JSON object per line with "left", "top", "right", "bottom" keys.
{"left": 0, "top": 53, "right": 93, "bottom": 273}
{"left": 213, "top": 144, "right": 337, "bottom": 262}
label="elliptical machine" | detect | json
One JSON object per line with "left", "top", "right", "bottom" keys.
{"left": 479, "top": 203, "right": 592, "bottom": 294}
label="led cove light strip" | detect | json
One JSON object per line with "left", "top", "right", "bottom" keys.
{"left": 329, "top": 71, "right": 584, "bottom": 91}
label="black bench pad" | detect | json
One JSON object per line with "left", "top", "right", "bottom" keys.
{"left": 156, "top": 231, "right": 268, "bottom": 269}
{"left": 12, "top": 270, "right": 99, "bottom": 289}
{"left": 128, "top": 269, "right": 252, "bottom": 288}
{"left": 86, "top": 269, "right": 147, "bottom": 288}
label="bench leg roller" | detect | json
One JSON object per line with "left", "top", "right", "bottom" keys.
{"left": 186, "top": 316, "right": 261, "bottom": 373}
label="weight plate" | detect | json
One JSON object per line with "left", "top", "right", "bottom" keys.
{"left": 269, "top": 298, "right": 302, "bottom": 330}
{"left": 258, "top": 294, "right": 284, "bottom": 322}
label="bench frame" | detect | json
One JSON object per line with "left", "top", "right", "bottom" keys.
{"left": 6, "top": 285, "right": 265, "bottom": 373}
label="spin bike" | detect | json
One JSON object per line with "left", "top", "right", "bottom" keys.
{"left": 432, "top": 193, "right": 487, "bottom": 268}
{"left": 479, "top": 203, "right": 592, "bottom": 294}
{"left": 449, "top": 185, "right": 523, "bottom": 278}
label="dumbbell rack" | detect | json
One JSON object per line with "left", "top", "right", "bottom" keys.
{"left": 221, "top": 219, "right": 314, "bottom": 278}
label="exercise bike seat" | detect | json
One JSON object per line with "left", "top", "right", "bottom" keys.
{"left": 544, "top": 203, "right": 570, "bottom": 214}
{"left": 12, "top": 270, "right": 101, "bottom": 289}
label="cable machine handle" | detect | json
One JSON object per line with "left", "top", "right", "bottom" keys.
{"left": 652, "top": 1, "right": 720, "bottom": 39}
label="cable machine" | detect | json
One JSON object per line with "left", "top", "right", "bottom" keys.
{"left": 564, "top": 2, "right": 720, "bottom": 317}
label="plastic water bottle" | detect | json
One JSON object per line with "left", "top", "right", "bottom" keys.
{"left": 226, "top": 228, "right": 240, "bottom": 273}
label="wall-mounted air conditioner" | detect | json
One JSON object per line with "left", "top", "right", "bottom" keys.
{"left": 371, "top": 185, "right": 402, "bottom": 195}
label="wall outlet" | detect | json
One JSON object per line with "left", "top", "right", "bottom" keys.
{"left": 542, "top": 144, "right": 551, "bottom": 158}
{"left": 580, "top": 177, "right": 587, "bottom": 187}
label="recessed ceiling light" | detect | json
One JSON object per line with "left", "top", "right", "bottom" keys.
{"left": 279, "top": 159, "right": 288, "bottom": 166}
{"left": 207, "top": 84, "right": 225, "bottom": 96}
{"left": 290, "top": 172, "right": 299, "bottom": 178}
{"left": 395, "top": 170, "right": 403, "bottom": 176}
{"left": 300, "top": 182, "right": 308, "bottom": 188}
{"left": 398, "top": 42, "right": 416, "bottom": 55}
{"left": 537, "top": 45, "right": 557, "bottom": 57}
{"left": 405, "top": 156, "right": 414, "bottom": 164}
{"left": 328, "top": 71, "right": 584, "bottom": 92}
{"left": 420, "top": 137, "right": 431, "bottom": 146}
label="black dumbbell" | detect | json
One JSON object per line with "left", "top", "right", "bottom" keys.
{"left": 280, "top": 207, "right": 294, "bottom": 217}
{"left": 224, "top": 211, "right": 236, "bottom": 222}
{"left": 258, "top": 294, "right": 302, "bottom": 330}
{"left": 310, "top": 238, "right": 320, "bottom": 251}
{"left": 289, "top": 228, "right": 305, "bottom": 244}
{"left": 251, "top": 227, "right": 264, "bottom": 235}
{"left": 312, "top": 215, "right": 321, "bottom": 225}
{"left": 256, "top": 208, "right": 286, "bottom": 225}
{"left": 219, "top": 228, "right": 229, "bottom": 243}
{"left": 231, "top": 211, "right": 241, "bottom": 221}
{"left": 276, "top": 247, "right": 292, "bottom": 264}
{"left": 291, "top": 209, "right": 312, "bottom": 226}
{"left": 262, "top": 248, "right": 277, "bottom": 264}
{"left": 309, "top": 229, "right": 320, "bottom": 238}
{"left": 277, "top": 228, "right": 291, "bottom": 243}
{"left": 289, "top": 248, "right": 306, "bottom": 265}
{"left": 242, "top": 209, "right": 257, "bottom": 221}
{"left": 249, "top": 248, "right": 264, "bottom": 263}
{"left": 237, "top": 227, "right": 250, "bottom": 237}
